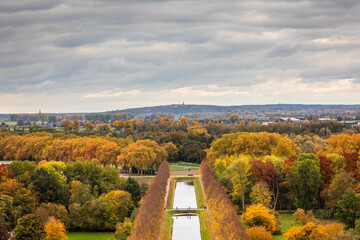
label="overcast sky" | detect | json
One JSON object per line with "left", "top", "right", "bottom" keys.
{"left": 1, "top": 0, "right": 360, "bottom": 113}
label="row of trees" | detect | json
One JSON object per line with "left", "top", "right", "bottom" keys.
{"left": 128, "top": 161, "right": 170, "bottom": 240}
{"left": 0, "top": 132, "right": 172, "bottom": 173}
{"left": 199, "top": 160, "right": 248, "bottom": 240}
{"left": 207, "top": 132, "right": 299, "bottom": 161}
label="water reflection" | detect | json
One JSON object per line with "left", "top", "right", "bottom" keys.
{"left": 172, "top": 215, "right": 201, "bottom": 240}
{"left": 173, "top": 181, "right": 197, "bottom": 209}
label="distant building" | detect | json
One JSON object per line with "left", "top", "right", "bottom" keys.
{"left": 343, "top": 121, "right": 359, "bottom": 125}
{"left": 280, "top": 117, "right": 301, "bottom": 123}
{"left": 319, "top": 118, "right": 335, "bottom": 122}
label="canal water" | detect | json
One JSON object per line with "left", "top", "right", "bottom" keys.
{"left": 172, "top": 215, "right": 201, "bottom": 240}
{"left": 172, "top": 181, "right": 201, "bottom": 240}
{"left": 173, "top": 181, "right": 197, "bottom": 209}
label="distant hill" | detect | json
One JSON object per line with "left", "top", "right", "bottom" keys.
{"left": 106, "top": 104, "right": 360, "bottom": 116}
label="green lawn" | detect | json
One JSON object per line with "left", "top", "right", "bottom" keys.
{"left": 67, "top": 232, "right": 114, "bottom": 240}
{"left": 161, "top": 211, "right": 175, "bottom": 240}
{"left": 170, "top": 162, "right": 200, "bottom": 171}
{"left": 196, "top": 210, "right": 213, "bottom": 240}
{"left": 273, "top": 214, "right": 299, "bottom": 240}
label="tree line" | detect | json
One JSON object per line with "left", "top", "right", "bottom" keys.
{"left": 128, "top": 161, "right": 170, "bottom": 240}
{"left": 200, "top": 160, "right": 248, "bottom": 240}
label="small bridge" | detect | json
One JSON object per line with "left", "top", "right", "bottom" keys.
{"left": 166, "top": 207, "right": 206, "bottom": 213}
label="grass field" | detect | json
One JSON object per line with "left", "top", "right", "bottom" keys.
{"left": 166, "top": 178, "right": 176, "bottom": 209}
{"left": 161, "top": 210, "right": 175, "bottom": 240}
{"left": 196, "top": 210, "right": 213, "bottom": 240}
{"left": 273, "top": 213, "right": 299, "bottom": 240}
{"left": 170, "top": 161, "right": 199, "bottom": 171}
{"left": 67, "top": 232, "right": 114, "bottom": 240}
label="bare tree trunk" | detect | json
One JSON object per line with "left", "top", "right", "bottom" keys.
{"left": 242, "top": 189, "right": 245, "bottom": 212}
{"left": 274, "top": 185, "right": 279, "bottom": 210}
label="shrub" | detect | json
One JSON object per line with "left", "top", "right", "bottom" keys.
{"left": 313, "top": 209, "right": 328, "bottom": 219}
{"left": 115, "top": 217, "right": 132, "bottom": 240}
{"left": 284, "top": 222, "right": 349, "bottom": 240}
{"left": 293, "top": 209, "right": 318, "bottom": 225}
{"left": 15, "top": 214, "right": 45, "bottom": 240}
{"left": 246, "top": 226, "right": 272, "bottom": 240}
{"left": 355, "top": 219, "right": 360, "bottom": 233}
{"left": 242, "top": 204, "right": 278, "bottom": 234}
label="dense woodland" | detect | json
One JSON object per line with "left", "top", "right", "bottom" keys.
{"left": 1, "top": 115, "right": 360, "bottom": 239}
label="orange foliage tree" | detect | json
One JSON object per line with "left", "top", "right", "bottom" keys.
{"left": 128, "top": 161, "right": 170, "bottom": 240}
{"left": 200, "top": 160, "right": 248, "bottom": 240}
{"left": 44, "top": 216, "right": 68, "bottom": 240}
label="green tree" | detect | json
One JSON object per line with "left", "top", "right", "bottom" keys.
{"left": 335, "top": 188, "right": 360, "bottom": 228}
{"left": 103, "top": 190, "right": 133, "bottom": 229}
{"left": 31, "top": 168, "right": 68, "bottom": 204}
{"left": 324, "top": 172, "right": 355, "bottom": 214}
{"left": 328, "top": 154, "right": 346, "bottom": 176}
{"left": 15, "top": 214, "right": 45, "bottom": 240}
{"left": 124, "top": 178, "right": 141, "bottom": 205}
{"left": 69, "top": 180, "right": 93, "bottom": 205}
{"left": 288, "top": 154, "right": 323, "bottom": 210}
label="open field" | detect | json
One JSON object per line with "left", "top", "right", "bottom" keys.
{"left": 273, "top": 214, "right": 299, "bottom": 240}
{"left": 170, "top": 161, "right": 200, "bottom": 171}
{"left": 67, "top": 232, "right": 114, "bottom": 240}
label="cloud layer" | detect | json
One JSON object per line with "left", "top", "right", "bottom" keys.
{"left": 1, "top": 0, "right": 360, "bottom": 113}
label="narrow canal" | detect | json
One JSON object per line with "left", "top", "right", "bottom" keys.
{"left": 173, "top": 181, "right": 197, "bottom": 209}
{"left": 172, "top": 181, "right": 201, "bottom": 240}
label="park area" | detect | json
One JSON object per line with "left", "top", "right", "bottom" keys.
{"left": 67, "top": 232, "right": 114, "bottom": 240}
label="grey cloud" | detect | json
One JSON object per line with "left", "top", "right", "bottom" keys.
{"left": 1, "top": 0, "right": 360, "bottom": 112}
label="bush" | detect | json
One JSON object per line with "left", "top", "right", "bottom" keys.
{"left": 284, "top": 222, "right": 349, "bottom": 240}
{"left": 313, "top": 209, "right": 328, "bottom": 219}
{"left": 15, "top": 214, "right": 45, "bottom": 240}
{"left": 242, "top": 204, "right": 278, "bottom": 234}
{"left": 355, "top": 219, "right": 360, "bottom": 233}
{"left": 246, "top": 226, "right": 272, "bottom": 240}
{"left": 115, "top": 218, "right": 132, "bottom": 240}
{"left": 293, "top": 209, "right": 318, "bottom": 225}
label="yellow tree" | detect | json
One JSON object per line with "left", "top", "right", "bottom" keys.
{"left": 229, "top": 155, "right": 251, "bottom": 211}
{"left": 44, "top": 217, "right": 67, "bottom": 240}
{"left": 84, "top": 122, "right": 94, "bottom": 131}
